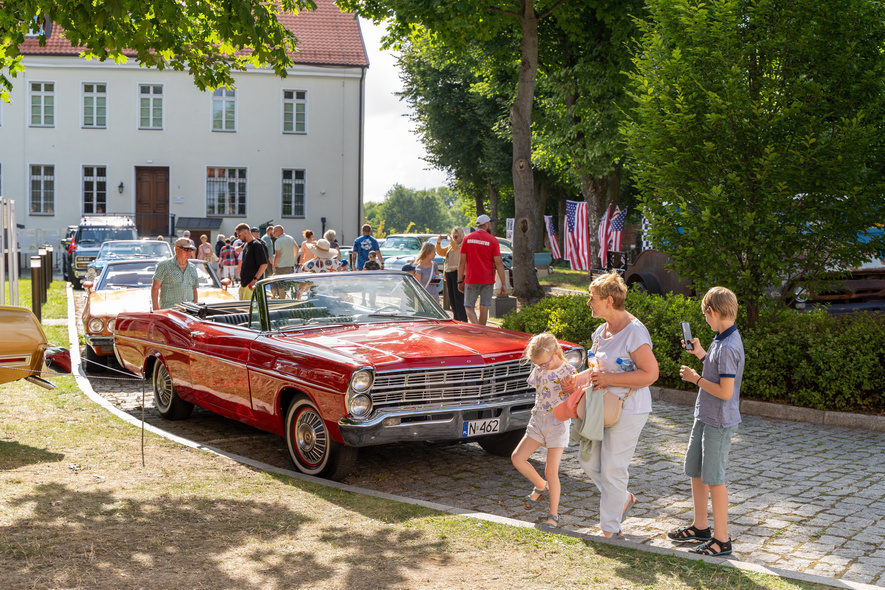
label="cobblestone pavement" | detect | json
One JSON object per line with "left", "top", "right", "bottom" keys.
{"left": 73, "top": 293, "right": 885, "bottom": 587}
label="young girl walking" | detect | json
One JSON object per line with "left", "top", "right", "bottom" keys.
{"left": 511, "top": 333, "right": 576, "bottom": 529}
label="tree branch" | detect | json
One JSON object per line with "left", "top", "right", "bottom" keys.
{"left": 483, "top": 6, "right": 520, "bottom": 19}
{"left": 539, "top": 0, "right": 569, "bottom": 21}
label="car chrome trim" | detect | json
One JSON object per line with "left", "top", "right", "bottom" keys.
{"left": 85, "top": 335, "right": 114, "bottom": 347}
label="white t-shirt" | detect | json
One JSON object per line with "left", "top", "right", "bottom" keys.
{"left": 591, "top": 317, "right": 653, "bottom": 415}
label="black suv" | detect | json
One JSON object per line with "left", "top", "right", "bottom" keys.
{"left": 67, "top": 216, "right": 138, "bottom": 289}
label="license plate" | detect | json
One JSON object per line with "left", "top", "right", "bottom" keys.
{"left": 461, "top": 417, "right": 501, "bottom": 437}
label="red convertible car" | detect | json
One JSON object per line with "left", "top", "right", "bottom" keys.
{"left": 114, "top": 271, "right": 586, "bottom": 480}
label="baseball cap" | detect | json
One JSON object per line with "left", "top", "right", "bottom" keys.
{"left": 476, "top": 214, "right": 493, "bottom": 225}
{"left": 174, "top": 237, "right": 196, "bottom": 250}
{"left": 250, "top": 227, "right": 260, "bottom": 233}
{"left": 401, "top": 264, "right": 416, "bottom": 273}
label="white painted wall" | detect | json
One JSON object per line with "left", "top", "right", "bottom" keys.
{"left": 0, "top": 56, "right": 365, "bottom": 245}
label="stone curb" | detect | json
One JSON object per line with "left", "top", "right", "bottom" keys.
{"left": 63, "top": 284, "right": 881, "bottom": 590}
{"left": 651, "top": 386, "right": 885, "bottom": 433}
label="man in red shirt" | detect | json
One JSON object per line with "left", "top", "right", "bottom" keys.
{"left": 458, "top": 214, "right": 506, "bottom": 325}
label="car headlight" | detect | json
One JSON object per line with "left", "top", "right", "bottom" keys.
{"left": 350, "top": 369, "right": 374, "bottom": 392}
{"left": 87, "top": 318, "right": 105, "bottom": 333}
{"left": 347, "top": 394, "right": 372, "bottom": 418}
{"left": 563, "top": 346, "right": 587, "bottom": 370}
{"left": 106, "top": 318, "right": 116, "bottom": 333}
{"left": 86, "top": 268, "right": 97, "bottom": 280}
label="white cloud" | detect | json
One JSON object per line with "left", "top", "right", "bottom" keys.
{"left": 360, "top": 18, "right": 449, "bottom": 203}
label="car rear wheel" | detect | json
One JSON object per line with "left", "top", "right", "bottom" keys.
{"left": 152, "top": 360, "right": 193, "bottom": 420}
{"left": 71, "top": 276, "right": 82, "bottom": 290}
{"left": 83, "top": 345, "right": 107, "bottom": 374}
{"left": 477, "top": 427, "right": 526, "bottom": 457}
{"left": 285, "top": 397, "right": 357, "bottom": 481}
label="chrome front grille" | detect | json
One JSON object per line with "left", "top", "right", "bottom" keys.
{"left": 370, "top": 359, "right": 534, "bottom": 409}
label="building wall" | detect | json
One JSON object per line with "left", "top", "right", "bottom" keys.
{"left": 0, "top": 56, "right": 365, "bottom": 246}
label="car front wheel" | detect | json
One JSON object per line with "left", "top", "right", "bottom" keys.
{"left": 152, "top": 359, "right": 193, "bottom": 420}
{"left": 285, "top": 397, "right": 357, "bottom": 481}
{"left": 477, "top": 427, "right": 526, "bottom": 457}
{"left": 83, "top": 345, "right": 107, "bottom": 374}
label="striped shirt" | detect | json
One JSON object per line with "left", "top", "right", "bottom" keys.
{"left": 153, "top": 258, "right": 198, "bottom": 310}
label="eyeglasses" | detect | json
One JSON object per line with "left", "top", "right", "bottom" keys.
{"left": 536, "top": 356, "right": 557, "bottom": 368}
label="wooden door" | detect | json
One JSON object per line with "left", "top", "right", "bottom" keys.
{"left": 135, "top": 167, "right": 170, "bottom": 237}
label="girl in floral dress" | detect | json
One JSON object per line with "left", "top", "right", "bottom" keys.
{"left": 510, "top": 332, "right": 576, "bottom": 529}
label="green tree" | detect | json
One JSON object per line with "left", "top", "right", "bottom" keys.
{"left": 623, "top": 0, "right": 885, "bottom": 325}
{"left": 372, "top": 184, "right": 452, "bottom": 234}
{"left": 0, "top": 0, "right": 315, "bottom": 99}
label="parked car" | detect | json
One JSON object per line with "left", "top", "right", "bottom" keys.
{"left": 84, "top": 239, "right": 173, "bottom": 282}
{"left": 379, "top": 234, "right": 436, "bottom": 259}
{"left": 114, "top": 271, "right": 586, "bottom": 480}
{"left": 68, "top": 215, "right": 138, "bottom": 289}
{"left": 82, "top": 258, "right": 235, "bottom": 372}
{"left": 60, "top": 225, "right": 78, "bottom": 281}
{"left": 0, "top": 306, "right": 70, "bottom": 388}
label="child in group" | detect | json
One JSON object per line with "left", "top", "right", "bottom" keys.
{"left": 363, "top": 251, "right": 381, "bottom": 270}
{"left": 219, "top": 238, "right": 238, "bottom": 283}
{"left": 670, "top": 286, "right": 745, "bottom": 557}
{"left": 511, "top": 333, "right": 577, "bottom": 529}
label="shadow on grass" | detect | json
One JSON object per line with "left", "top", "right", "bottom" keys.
{"left": 0, "top": 481, "right": 449, "bottom": 589}
{"left": 0, "top": 440, "right": 64, "bottom": 470}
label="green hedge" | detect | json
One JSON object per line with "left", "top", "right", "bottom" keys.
{"left": 501, "top": 291, "right": 885, "bottom": 413}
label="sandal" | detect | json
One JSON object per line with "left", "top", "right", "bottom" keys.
{"left": 694, "top": 537, "right": 733, "bottom": 557}
{"left": 538, "top": 514, "right": 561, "bottom": 529}
{"left": 524, "top": 482, "right": 548, "bottom": 511}
{"left": 620, "top": 492, "right": 637, "bottom": 523}
{"left": 667, "top": 525, "right": 712, "bottom": 543}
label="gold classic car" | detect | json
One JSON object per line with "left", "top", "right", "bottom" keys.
{"left": 0, "top": 306, "right": 71, "bottom": 388}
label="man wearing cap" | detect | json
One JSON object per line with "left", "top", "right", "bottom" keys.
{"left": 458, "top": 214, "right": 506, "bottom": 325}
{"left": 236, "top": 222, "right": 269, "bottom": 300}
{"left": 152, "top": 238, "right": 199, "bottom": 310}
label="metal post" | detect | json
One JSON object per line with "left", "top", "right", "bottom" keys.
{"left": 30, "top": 256, "right": 42, "bottom": 322}
{"left": 37, "top": 247, "right": 48, "bottom": 305}
{"left": 45, "top": 246, "right": 54, "bottom": 290}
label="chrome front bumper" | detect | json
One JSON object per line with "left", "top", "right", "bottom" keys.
{"left": 337, "top": 397, "right": 534, "bottom": 447}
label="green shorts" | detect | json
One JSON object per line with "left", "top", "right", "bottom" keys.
{"left": 683, "top": 419, "right": 738, "bottom": 486}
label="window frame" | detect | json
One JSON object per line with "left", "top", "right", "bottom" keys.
{"left": 82, "top": 82, "right": 108, "bottom": 129}
{"left": 137, "top": 83, "right": 164, "bottom": 130}
{"left": 29, "top": 163, "right": 56, "bottom": 216}
{"left": 281, "top": 168, "right": 306, "bottom": 219}
{"left": 29, "top": 81, "right": 56, "bottom": 128}
{"left": 282, "top": 89, "right": 308, "bottom": 134}
{"left": 82, "top": 165, "right": 108, "bottom": 215}
{"left": 205, "top": 167, "right": 248, "bottom": 218}
{"left": 211, "top": 87, "right": 237, "bottom": 133}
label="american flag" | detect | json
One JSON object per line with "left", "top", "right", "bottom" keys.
{"left": 597, "top": 205, "right": 611, "bottom": 266}
{"left": 564, "top": 200, "right": 590, "bottom": 270}
{"left": 544, "top": 215, "right": 562, "bottom": 260}
{"left": 608, "top": 206, "right": 628, "bottom": 253}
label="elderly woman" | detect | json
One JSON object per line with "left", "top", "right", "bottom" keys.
{"left": 582, "top": 270, "right": 659, "bottom": 538}
{"left": 436, "top": 227, "right": 467, "bottom": 321}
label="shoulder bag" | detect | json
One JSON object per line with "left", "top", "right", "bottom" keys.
{"left": 594, "top": 334, "right": 636, "bottom": 428}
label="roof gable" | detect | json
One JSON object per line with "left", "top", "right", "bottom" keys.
{"left": 18, "top": 0, "right": 368, "bottom": 68}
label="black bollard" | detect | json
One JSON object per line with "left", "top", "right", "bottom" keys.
{"left": 44, "top": 246, "right": 54, "bottom": 293}
{"left": 37, "top": 248, "right": 48, "bottom": 305}
{"left": 30, "top": 256, "right": 42, "bottom": 322}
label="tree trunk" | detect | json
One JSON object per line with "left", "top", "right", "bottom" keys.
{"left": 510, "top": 0, "right": 544, "bottom": 305}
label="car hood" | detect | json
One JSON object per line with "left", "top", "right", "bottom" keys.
{"left": 271, "top": 321, "right": 529, "bottom": 368}
{"left": 87, "top": 287, "right": 235, "bottom": 316}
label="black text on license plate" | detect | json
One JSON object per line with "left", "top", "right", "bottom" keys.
{"left": 462, "top": 418, "right": 500, "bottom": 437}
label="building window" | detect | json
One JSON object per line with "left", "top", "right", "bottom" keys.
{"left": 83, "top": 166, "right": 107, "bottom": 214}
{"left": 30, "top": 82, "right": 55, "bottom": 127}
{"left": 83, "top": 83, "right": 107, "bottom": 128}
{"left": 206, "top": 167, "right": 247, "bottom": 216}
{"left": 281, "top": 170, "right": 305, "bottom": 218}
{"left": 212, "top": 88, "right": 236, "bottom": 132}
{"left": 282, "top": 90, "right": 307, "bottom": 134}
{"left": 139, "top": 84, "right": 163, "bottom": 129}
{"left": 30, "top": 165, "right": 55, "bottom": 215}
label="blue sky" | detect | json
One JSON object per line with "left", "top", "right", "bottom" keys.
{"left": 360, "top": 19, "right": 449, "bottom": 203}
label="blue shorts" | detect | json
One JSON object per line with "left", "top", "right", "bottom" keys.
{"left": 464, "top": 283, "right": 493, "bottom": 308}
{"left": 683, "top": 419, "right": 738, "bottom": 486}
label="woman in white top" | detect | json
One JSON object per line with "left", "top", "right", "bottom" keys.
{"left": 582, "top": 270, "right": 659, "bottom": 538}
{"left": 436, "top": 227, "right": 467, "bottom": 321}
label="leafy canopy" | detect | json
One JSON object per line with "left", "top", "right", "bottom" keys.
{"left": 622, "top": 0, "right": 885, "bottom": 324}
{"left": 0, "top": 0, "right": 317, "bottom": 99}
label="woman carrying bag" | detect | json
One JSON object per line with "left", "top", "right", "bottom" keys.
{"left": 436, "top": 227, "right": 468, "bottom": 321}
{"left": 581, "top": 270, "right": 659, "bottom": 539}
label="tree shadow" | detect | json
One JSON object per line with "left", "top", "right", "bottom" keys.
{"left": 0, "top": 440, "right": 65, "bottom": 470}
{"left": 1, "top": 482, "right": 448, "bottom": 589}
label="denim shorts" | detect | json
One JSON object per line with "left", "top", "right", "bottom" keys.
{"left": 683, "top": 418, "right": 738, "bottom": 485}
{"left": 464, "top": 283, "right": 493, "bottom": 308}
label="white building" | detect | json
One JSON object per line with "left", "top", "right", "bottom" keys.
{"left": 0, "top": 1, "right": 368, "bottom": 252}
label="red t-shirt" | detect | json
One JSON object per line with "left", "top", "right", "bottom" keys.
{"left": 460, "top": 230, "right": 501, "bottom": 285}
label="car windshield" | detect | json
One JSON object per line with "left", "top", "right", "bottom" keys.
{"left": 97, "top": 241, "right": 173, "bottom": 260}
{"left": 260, "top": 272, "right": 448, "bottom": 330}
{"left": 77, "top": 227, "right": 136, "bottom": 244}
{"left": 383, "top": 237, "right": 422, "bottom": 250}
{"left": 98, "top": 260, "right": 219, "bottom": 290}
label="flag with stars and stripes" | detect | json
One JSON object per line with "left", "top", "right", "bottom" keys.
{"left": 565, "top": 200, "right": 590, "bottom": 270}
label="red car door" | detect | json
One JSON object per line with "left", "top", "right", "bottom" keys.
{"left": 188, "top": 319, "right": 258, "bottom": 422}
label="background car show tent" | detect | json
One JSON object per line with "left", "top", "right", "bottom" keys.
{"left": 0, "top": 0, "right": 368, "bottom": 265}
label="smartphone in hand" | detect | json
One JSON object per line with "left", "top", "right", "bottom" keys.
{"left": 681, "top": 321, "right": 694, "bottom": 351}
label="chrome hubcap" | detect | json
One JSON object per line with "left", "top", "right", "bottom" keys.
{"left": 295, "top": 409, "right": 327, "bottom": 466}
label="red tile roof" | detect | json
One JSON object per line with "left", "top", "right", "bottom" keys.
{"left": 19, "top": 0, "right": 367, "bottom": 68}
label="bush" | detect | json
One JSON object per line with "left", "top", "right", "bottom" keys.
{"left": 502, "top": 291, "right": 885, "bottom": 413}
